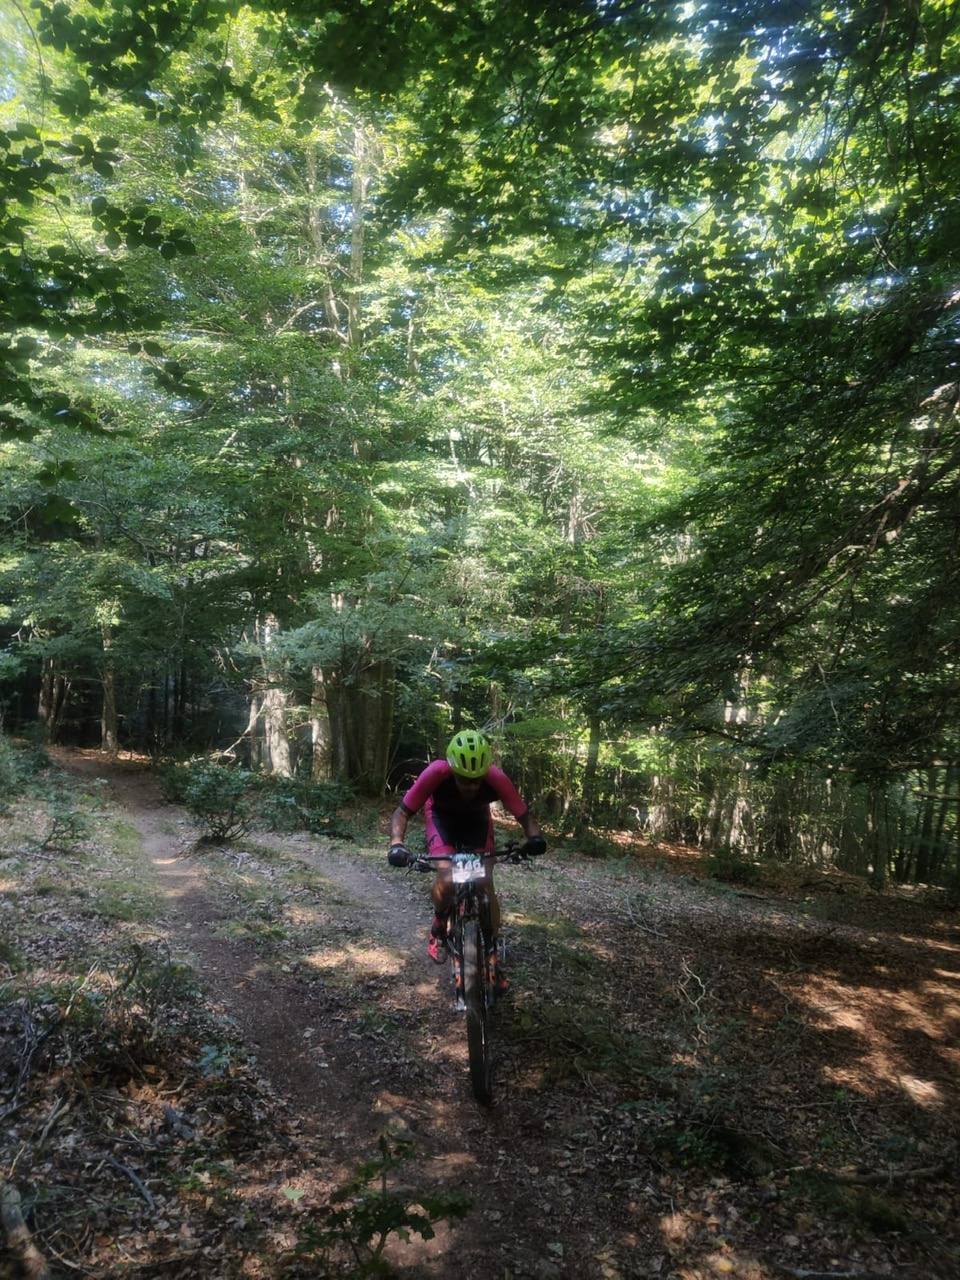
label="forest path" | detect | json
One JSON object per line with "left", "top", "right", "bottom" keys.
{"left": 54, "top": 750, "right": 960, "bottom": 1280}
{"left": 57, "top": 750, "right": 602, "bottom": 1278}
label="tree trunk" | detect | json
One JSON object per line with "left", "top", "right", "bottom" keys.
{"left": 324, "top": 658, "right": 395, "bottom": 794}
{"left": 347, "top": 124, "right": 369, "bottom": 349}
{"left": 262, "top": 686, "right": 293, "bottom": 777}
{"left": 38, "top": 658, "right": 68, "bottom": 744}
{"left": 100, "top": 628, "right": 119, "bottom": 755}
{"left": 310, "top": 666, "right": 333, "bottom": 780}
{"left": 577, "top": 713, "right": 602, "bottom": 832}
{"left": 868, "top": 783, "right": 887, "bottom": 890}
{"left": 258, "top": 615, "right": 293, "bottom": 776}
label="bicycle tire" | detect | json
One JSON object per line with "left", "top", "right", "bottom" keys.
{"left": 463, "top": 919, "right": 493, "bottom": 1105}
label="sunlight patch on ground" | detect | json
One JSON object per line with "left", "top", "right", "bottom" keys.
{"left": 426, "top": 1150, "right": 478, "bottom": 1176}
{"left": 303, "top": 941, "right": 405, "bottom": 976}
{"left": 284, "top": 902, "right": 325, "bottom": 926}
{"left": 899, "top": 934, "right": 960, "bottom": 955}
{"left": 815, "top": 1004, "right": 868, "bottom": 1034}
{"left": 660, "top": 1211, "right": 692, "bottom": 1245}
{"left": 823, "top": 1059, "right": 943, "bottom": 1107}
{"left": 800, "top": 973, "right": 953, "bottom": 1104}
{"left": 898, "top": 1074, "right": 942, "bottom": 1105}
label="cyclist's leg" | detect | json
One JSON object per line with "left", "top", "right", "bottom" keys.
{"left": 426, "top": 828, "right": 455, "bottom": 960}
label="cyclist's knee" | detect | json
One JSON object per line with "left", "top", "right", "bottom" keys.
{"left": 432, "top": 877, "right": 453, "bottom": 914}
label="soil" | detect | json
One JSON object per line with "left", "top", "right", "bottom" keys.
{"left": 12, "top": 748, "right": 960, "bottom": 1280}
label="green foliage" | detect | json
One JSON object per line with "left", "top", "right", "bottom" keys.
{"left": 35, "top": 786, "right": 93, "bottom": 853}
{"left": 1, "top": 0, "right": 958, "bottom": 888}
{"left": 177, "top": 760, "right": 256, "bottom": 843}
{"left": 706, "top": 847, "right": 763, "bottom": 887}
{"left": 0, "top": 938, "right": 24, "bottom": 973}
{"left": 290, "top": 1135, "right": 471, "bottom": 1278}
{"left": 8, "top": 941, "right": 203, "bottom": 1086}
{"left": 196, "top": 1042, "right": 236, "bottom": 1079}
{"left": 256, "top": 776, "right": 353, "bottom": 836}
{"left": 257, "top": 773, "right": 355, "bottom": 834}
{"left": 0, "top": 733, "right": 25, "bottom": 810}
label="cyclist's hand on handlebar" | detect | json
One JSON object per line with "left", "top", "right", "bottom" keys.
{"left": 520, "top": 835, "right": 547, "bottom": 858}
{"left": 387, "top": 843, "right": 412, "bottom": 867}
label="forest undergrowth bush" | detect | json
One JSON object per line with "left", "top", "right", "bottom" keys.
{"left": 0, "top": 941, "right": 202, "bottom": 1106}
{"left": 162, "top": 759, "right": 256, "bottom": 842}
{"left": 256, "top": 774, "right": 353, "bottom": 836}
{"left": 706, "top": 845, "right": 763, "bottom": 886}
{"left": 159, "top": 758, "right": 352, "bottom": 841}
{"left": 0, "top": 730, "right": 50, "bottom": 812}
{"left": 286, "top": 1134, "right": 470, "bottom": 1278}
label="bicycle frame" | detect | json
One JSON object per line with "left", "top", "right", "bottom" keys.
{"left": 410, "top": 844, "right": 529, "bottom": 1105}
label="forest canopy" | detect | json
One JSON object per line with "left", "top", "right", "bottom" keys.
{"left": 2, "top": 0, "right": 959, "bottom": 889}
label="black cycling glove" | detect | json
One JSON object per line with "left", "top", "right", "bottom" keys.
{"left": 387, "top": 843, "right": 411, "bottom": 867}
{"left": 522, "top": 835, "right": 547, "bottom": 857}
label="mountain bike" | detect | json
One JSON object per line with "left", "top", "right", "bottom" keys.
{"left": 403, "top": 842, "right": 539, "bottom": 1106}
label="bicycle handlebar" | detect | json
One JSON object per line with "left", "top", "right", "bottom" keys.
{"left": 407, "top": 841, "right": 539, "bottom": 872}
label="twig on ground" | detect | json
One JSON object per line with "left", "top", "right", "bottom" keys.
{"left": 831, "top": 1160, "right": 951, "bottom": 1185}
{"left": 782, "top": 1270, "right": 900, "bottom": 1280}
{"left": 678, "top": 958, "right": 707, "bottom": 1015}
{"left": 1, "top": 1181, "right": 52, "bottom": 1279}
{"left": 104, "top": 1157, "right": 156, "bottom": 1212}
{"left": 781, "top": 1159, "right": 952, "bottom": 1185}
{"left": 36, "top": 1095, "right": 70, "bottom": 1150}
{"left": 622, "top": 892, "right": 666, "bottom": 938}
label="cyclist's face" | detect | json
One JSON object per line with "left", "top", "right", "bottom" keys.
{"left": 454, "top": 775, "right": 484, "bottom": 799}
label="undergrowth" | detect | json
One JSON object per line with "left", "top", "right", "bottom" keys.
{"left": 285, "top": 1135, "right": 470, "bottom": 1278}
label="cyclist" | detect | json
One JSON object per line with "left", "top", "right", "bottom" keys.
{"left": 387, "top": 729, "right": 545, "bottom": 988}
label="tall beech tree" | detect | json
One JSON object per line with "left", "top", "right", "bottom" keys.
{"left": 2, "top": 1, "right": 959, "bottom": 882}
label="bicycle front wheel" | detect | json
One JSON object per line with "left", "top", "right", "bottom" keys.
{"left": 463, "top": 920, "right": 493, "bottom": 1105}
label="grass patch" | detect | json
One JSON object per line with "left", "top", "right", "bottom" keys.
{"left": 92, "top": 879, "right": 163, "bottom": 922}
{"left": 505, "top": 906, "right": 584, "bottom": 943}
{"left": 0, "top": 938, "right": 24, "bottom": 971}
{"left": 107, "top": 817, "right": 143, "bottom": 858}
{"left": 217, "top": 918, "right": 289, "bottom": 943}
{"left": 283, "top": 864, "right": 348, "bottom": 900}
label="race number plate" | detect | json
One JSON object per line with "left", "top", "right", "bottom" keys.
{"left": 451, "top": 855, "right": 485, "bottom": 884}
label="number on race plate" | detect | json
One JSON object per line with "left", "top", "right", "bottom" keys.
{"left": 451, "top": 855, "right": 485, "bottom": 883}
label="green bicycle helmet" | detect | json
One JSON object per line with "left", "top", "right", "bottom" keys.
{"left": 446, "top": 729, "right": 492, "bottom": 779}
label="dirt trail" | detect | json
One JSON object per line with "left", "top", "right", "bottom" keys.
{"left": 60, "top": 752, "right": 576, "bottom": 1278}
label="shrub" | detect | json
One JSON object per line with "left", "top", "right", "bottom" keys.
{"left": 156, "top": 758, "right": 196, "bottom": 804}
{"left": 289, "top": 1135, "right": 470, "bottom": 1277}
{"left": 179, "top": 761, "right": 256, "bottom": 842}
{"left": 706, "top": 846, "right": 762, "bottom": 886}
{"left": 35, "top": 787, "right": 93, "bottom": 853}
{"left": 0, "top": 734, "right": 24, "bottom": 811}
{"left": 256, "top": 776, "right": 353, "bottom": 835}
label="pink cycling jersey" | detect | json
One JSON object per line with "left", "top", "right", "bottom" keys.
{"left": 401, "top": 760, "right": 528, "bottom": 856}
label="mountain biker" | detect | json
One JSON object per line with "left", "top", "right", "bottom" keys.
{"left": 387, "top": 729, "right": 545, "bottom": 989}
